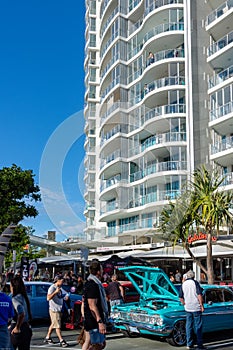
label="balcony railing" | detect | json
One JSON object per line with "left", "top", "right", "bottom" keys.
{"left": 100, "top": 174, "right": 123, "bottom": 191}
{"left": 130, "top": 160, "right": 187, "bottom": 182}
{"left": 128, "top": 0, "right": 183, "bottom": 35}
{"left": 141, "top": 103, "right": 186, "bottom": 125}
{"left": 128, "top": 0, "right": 142, "bottom": 13}
{"left": 211, "top": 136, "right": 233, "bottom": 154}
{"left": 206, "top": 0, "right": 233, "bottom": 26}
{"left": 101, "top": 7, "right": 119, "bottom": 38}
{"left": 208, "top": 30, "right": 233, "bottom": 57}
{"left": 101, "top": 53, "right": 119, "bottom": 81}
{"left": 100, "top": 149, "right": 121, "bottom": 169}
{"left": 101, "top": 76, "right": 120, "bottom": 100}
{"left": 128, "top": 48, "right": 184, "bottom": 84}
{"left": 210, "top": 101, "right": 233, "bottom": 121}
{"left": 208, "top": 65, "right": 233, "bottom": 89}
{"left": 128, "top": 22, "right": 184, "bottom": 60}
{"left": 129, "top": 132, "right": 186, "bottom": 156}
{"left": 220, "top": 172, "right": 233, "bottom": 186}
{"left": 131, "top": 75, "right": 185, "bottom": 105}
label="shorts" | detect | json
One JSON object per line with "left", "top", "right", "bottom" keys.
{"left": 49, "top": 310, "right": 62, "bottom": 328}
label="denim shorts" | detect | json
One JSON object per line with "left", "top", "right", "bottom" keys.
{"left": 89, "top": 329, "right": 105, "bottom": 344}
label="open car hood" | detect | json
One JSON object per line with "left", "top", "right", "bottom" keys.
{"left": 119, "top": 266, "right": 180, "bottom": 302}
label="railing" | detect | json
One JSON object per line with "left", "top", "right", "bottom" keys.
{"left": 101, "top": 124, "right": 128, "bottom": 146}
{"left": 129, "top": 132, "right": 186, "bottom": 156}
{"left": 131, "top": 75, "right": 185, "bottom": 105}
{"left": 211, "top": 136, "right": 233, "bottom": 154}
{"left": 220, "top": 172, "right": 233, "bottom": 186}
{"left": 100, "top": 200, "right": 119, "bottom": 215}
{"left": 206, "top": 0, "right": 233, "bottom": 26}
{"left": 208, "top": 65, "right": 233, "bottom": 89}
{"left": 128, "top": 0, "right": 142, "bottom": 13}
{"left": 128, "top": 22, "right": 184, "bottom": 60}
{"left": 128, "top": 192, "right": 157, "bottom": 208}
{"left": 100, "top": 174, "right": 123, "bottom": 191}
{"left": 141, "top": 104, "right": 186, "bottom": 125}
{"left": 210, "top": 101, "right": 233, "bottom": 121}
{"left": 207, "top": 30, "right": 233, "bottom": 56}
{"left": 101, "top": 53, "right": 119, "bottom": 81}
{"left": 128, "top": 0, "right": 183, "bottom": 35}
{"left": 130, "top": 160, "right": 187, "bottom": 182}
{"left": 100, "top": 149, "right": 121, "bottom": 169}
{"left": 128, "top": 48, "right": 184, "bottom": 84}
{"left": 101, "top": 76, "right": 120, "bottom": 100}
{"left": 101, "top": 7, "right": 119, "bottom": 38}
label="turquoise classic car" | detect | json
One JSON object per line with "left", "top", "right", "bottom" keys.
{"left": 110, "top": 266, "right": 233, "bottom": 346}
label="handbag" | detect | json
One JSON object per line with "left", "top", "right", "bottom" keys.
{"left": 77, "top": 326, "right": 86, "bottom": 346}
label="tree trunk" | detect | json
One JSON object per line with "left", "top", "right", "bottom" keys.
{"left": 185, "top": 242, "right": 208, "bottom": 276}
{"left": 206, "top": 231, "right": 214, "bottom": 284}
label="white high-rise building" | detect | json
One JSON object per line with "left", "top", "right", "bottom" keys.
{"left": 84, "top": 0, "right": 233, "bottom": 244}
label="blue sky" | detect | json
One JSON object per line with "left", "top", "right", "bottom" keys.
{"left": 0, "top": 1, "right": 86, "bottom": 241}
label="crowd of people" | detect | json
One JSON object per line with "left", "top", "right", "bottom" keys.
{"left": 0, "top": 264, "right": 207, "bottom": 350}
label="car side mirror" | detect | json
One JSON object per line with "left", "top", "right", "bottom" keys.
{"left": 208, "top": 301, "right": 213, "bottom": 305}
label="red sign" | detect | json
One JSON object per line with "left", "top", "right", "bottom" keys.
{"left": 188, "top": 233, "right": 217, "bottom": 244}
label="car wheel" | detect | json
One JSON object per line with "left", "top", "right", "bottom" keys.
{"left": 167, "top": 320, "right": 186, "bottom": 346}
{"left": 121, "top": 330, "right": 140, "bottom": 338}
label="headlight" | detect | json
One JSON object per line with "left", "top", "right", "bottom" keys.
{"left": 110, "top": 311, "right": 121, "bottom": 319}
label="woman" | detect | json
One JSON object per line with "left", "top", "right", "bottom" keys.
{"left": 10, "top": 276, "right": 32, "bottom": 350}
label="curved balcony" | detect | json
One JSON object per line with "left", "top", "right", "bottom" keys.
{"left": 100, "top": 175, "right": 125, "bottom": 192}
{"left": 141, "top": 103, "right": 186, "bottom": 126}
{"left": 129, "top": 132, "right": 186, "bottom": 157}
{"left": 207, "top": 30, "right": 233, "bottom": 57}
{"left": 101, "top": 76, "right": 121, "bottom": 100}
{"left": 128, "top": 22, "right": 184, "bottom": 60}
{"left": 220, "top": 172, "right": 233, "bottom": 187}
{"left": 101, "top": 53, "right": 120, "bottom": 82}
{"left": 130, "top": 160, "right": 187, "bottom": 182}
{"left": 210, "top": 101, "right": 233, "bottom": 122}
{"left": 211, "top": 136, "right": 233, "bottom": 155}
{"left": 206, "top": 0, "right": 233, "bottom": 27}
{"left": 131, "top": 75, "right": 185, "bottom": 105}
{"left": 100, "top": 6, "right": 119, "bottom": 39}
{"left": 128, "top": 0, "right": 183, "bottom": 36}
{"left": 128, "top": 48, "right": 185, "bottom": 84}
{"left": 100, "top": 149, "right": 121, "bottom": 170}
{"left": 208, "top": 65, "right": 233, "bottom": 90}
{"left": 101, "top": 124, "right": 128, "bottom": 147}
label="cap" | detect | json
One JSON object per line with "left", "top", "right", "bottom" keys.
{"left": 185, "top": 270, "right": 195, "bottom": 279}
{"left": 54, "top": 275, "right": 64, "bottom": 283}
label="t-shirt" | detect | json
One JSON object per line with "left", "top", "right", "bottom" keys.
{"left": 83, "top": 280, "right": 104, "bottom": 331}
{"left": 105, "top": 281, "right": 122, "bottom": 301}
{"left": 0, "top": 292, "right": 14, "bottom": 326}
{"left": 12, "top": 294, "right": 29, "bottom": 322}
{"left": 179, "top": 279, "right": 203, "bottom": 312}
{"left": 47, "top": 284, "right": 66, "bottom": 312}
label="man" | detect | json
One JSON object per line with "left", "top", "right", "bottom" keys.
{"left": 83, "top": 260, "right": 108, "bottom": 350}
{"left": 175, "top": 269, "right": 182, "bottom": 283}
{"left": 44, "top": 276, "right": 69, "bottom": 347}
{"left": 105, "top": 274, "right": 124, "bottom": 308}
{"left": 179, "top": 270, "right": 207, "bottom": 350}
{"left": 0, "top": 289, "right": 14, "bottom": 349}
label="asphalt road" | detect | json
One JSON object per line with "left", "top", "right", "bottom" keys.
{"left": 29, "top": 324, "right": 233, "bottom": 350}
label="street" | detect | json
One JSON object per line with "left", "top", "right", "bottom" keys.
{"left": 29, "top": 324, "right": 233, "bottom": 350}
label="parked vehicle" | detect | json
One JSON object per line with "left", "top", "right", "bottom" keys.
{"left": 65, "top": 280, "right": 139, "bottom": 329}
{"left": 3, "top": 281, "right": 81, "bottom": 320}
{"left": 110, "top": 266, "right": 233, "bottom": 347}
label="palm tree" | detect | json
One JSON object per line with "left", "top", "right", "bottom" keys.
{"left": 160, "top": 165, "right": 233, "bottom": 284}
{"left": 190, "top": 165, "right": 233, "bottom": 283}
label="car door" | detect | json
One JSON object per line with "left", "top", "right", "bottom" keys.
{"left": 34, "top": 284, "right": 50, "bottom": 319}
{"left": 203, "top": 288, "right": 229, "bottom": 331}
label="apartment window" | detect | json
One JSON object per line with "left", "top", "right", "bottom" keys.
{"left": 107, "top": 221, "right": 116, "bottom": 237}
{"left": 141, "top": 213, "right": 154, "bottom": 228}
{"left": 89, "top": 68, "right": 96, "bottom": 82}
{"left": 90, "top": 34, "right": 96, "bottom": 47}
{"left": 90, "top": 17, "right": 96, "bottom": 32}
{"left": 89, "top": 85, "right": 96, "bottom": 99}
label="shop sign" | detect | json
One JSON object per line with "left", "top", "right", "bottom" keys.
{"left": 188, "top": 233, "right": 217, "bottom": 244}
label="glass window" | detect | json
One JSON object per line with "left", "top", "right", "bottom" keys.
{"left": 36, "top": 284, "right": 49, "bottom": 297}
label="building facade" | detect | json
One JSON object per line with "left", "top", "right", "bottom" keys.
{"left": 84, "top": 0, "right": 233, "bottom": 244}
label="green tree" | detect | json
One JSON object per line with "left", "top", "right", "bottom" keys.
{"left": 0, "top": 164, "right": 41, "bottom": 267}
{"left": 190, "top": 166, "right": 233, "bottom": 283}
{"left": 160, "top": 165, "right": 233, "bottom": 284}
